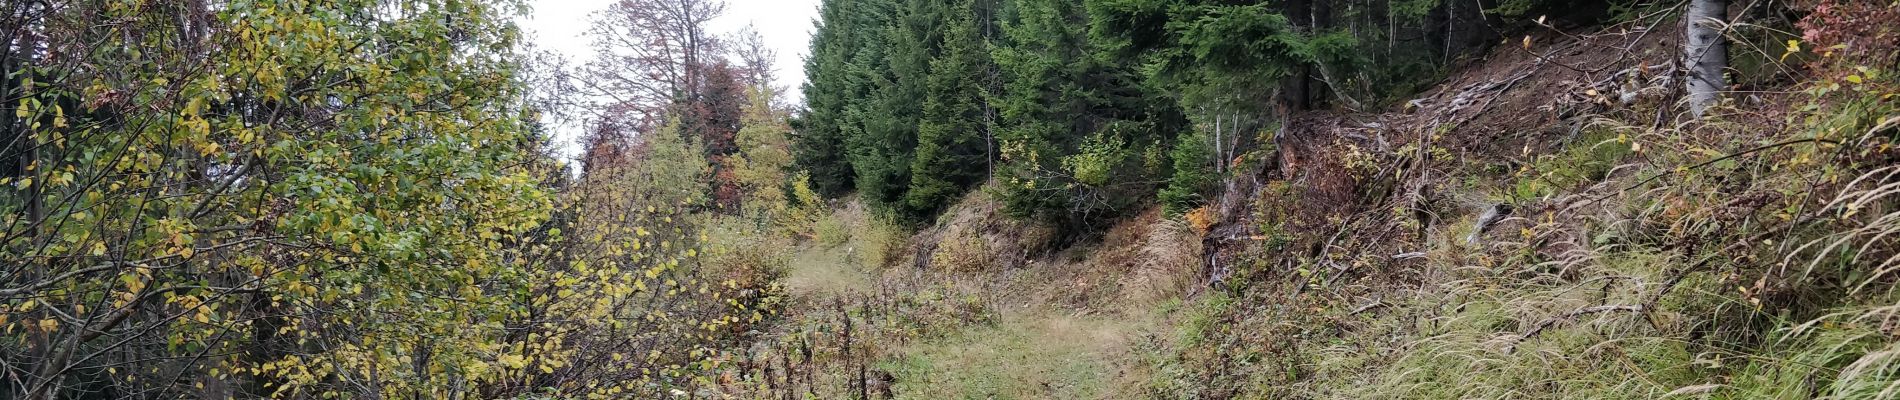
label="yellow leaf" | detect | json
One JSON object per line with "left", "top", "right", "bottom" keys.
{"left": 465, "top": 360, "right": 491, "bottom": 376}
{"left": 498, "top": 354, "right": 527, "bottom": 369}
{"left": 91, "top": 242, "right": 107, "bottom": 256}
{"left": 1847, "top": 75, "right": 1864, "bottom": 84}
{"left": 38, "top": 319, "right": 58, "bottom": 332}
{"left": 122, "top": 274, "right": 146, "bottom": 293}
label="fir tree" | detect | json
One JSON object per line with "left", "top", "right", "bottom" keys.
{"left": 905, "top": 0, "right": 995, "bottom": 221}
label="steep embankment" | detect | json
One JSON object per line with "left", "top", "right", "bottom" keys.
{"left": 1154, "top": 13, "right": 1900, "bottom": 400}
{"left": 722, "top": 11, "right": 1897, "bottom": 400}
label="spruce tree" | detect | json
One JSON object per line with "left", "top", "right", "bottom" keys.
{"left": 906, "top": 0, "right": 995, "bottom": 220}
{"left": 993, "top": 0, "right": 1181, "bottom": 227}
{"left": 845, "top": 0, "right": 926, "bottom": 215}
{"left": 796, "top": 0, "right": 866, "bottom": 196}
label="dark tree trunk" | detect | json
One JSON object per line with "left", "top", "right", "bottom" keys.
{"left": 1282, "top": 0, "right": 1315, "bottom": 111}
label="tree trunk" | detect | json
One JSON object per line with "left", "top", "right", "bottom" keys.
{"left": 1281, "top": 0, "right": 1314, "bottom": 111}
{"left": 1683, "top": 0, "right": 1728, "bottom": 118}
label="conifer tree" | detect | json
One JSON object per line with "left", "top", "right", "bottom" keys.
{"left": 906, "top": 0, "right": 995, "bottom": 220}
{"left": 992, "top": 0, "right": 1181, "bottom": 226}
{"left": 847, "top": 0, "right": 927, "bottom": 214}
{"left": 795, "top": 0, "right": 863, "bottom": 196}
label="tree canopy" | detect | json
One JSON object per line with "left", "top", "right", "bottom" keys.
{"left": 795, "top": 0, "right": 1525, "bottom": 228}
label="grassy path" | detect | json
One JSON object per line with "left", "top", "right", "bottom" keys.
{"left": 782, "top": 245, "right": 874, "bottom": 297}
{"left": 881, "top": 308, "right": 1142, "bottom": 399}
{"left": 778, "top": 244, "right": 1162, "bottom": 399}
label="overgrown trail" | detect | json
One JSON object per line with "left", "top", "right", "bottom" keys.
{"left": 783, "top": 245, "right": 875, "bottom": 297}
{"left": 771, "top": 234, "right": 1170, "bottom": 396}
{"left": 883, "top": 306, "right": 1145, "bottom": 399}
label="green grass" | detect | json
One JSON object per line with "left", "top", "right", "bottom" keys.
{"left": 782, "top": 245, "right": 875, "bottom": 296}
{"left": 1508, "top": 125, "right": 1635, "bottom": 202}
{"left": 881, "top": 310, "right": 1133, "bottom": 400}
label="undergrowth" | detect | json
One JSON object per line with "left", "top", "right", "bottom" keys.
{"left": 698, "top": 5, "right": 1898, "bottom": 399}
{"left": 1148, "top": 6, "right": 1900, "bottom": 399}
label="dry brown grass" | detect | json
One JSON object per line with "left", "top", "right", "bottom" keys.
{"left": 915, "top": 189, "right": 1057, "bottom": 273}
{"left": 715, "top": 190, "right": 1214, "bottom": 400}
{"left": 1124, "top": 209, "right": 1204, "bottom": 305}
{"left": 885, "top": 203, "right": 1197, "bottom": 400}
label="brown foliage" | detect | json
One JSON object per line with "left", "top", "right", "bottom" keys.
{"left": 1796, "top": 0, "right": 1900, "bottom": 76}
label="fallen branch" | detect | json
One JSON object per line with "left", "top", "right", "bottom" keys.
{"left": 1351, "top": 299, "right": 1388, "bottom": 315}
{"left": 1509, "top": 304, "right": 1646, "bottom": 350}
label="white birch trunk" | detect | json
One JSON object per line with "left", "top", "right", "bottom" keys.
{"left": 1683, "top": 0, "right": 1729, "bottom": 118}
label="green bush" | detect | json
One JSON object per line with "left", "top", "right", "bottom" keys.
{"left": 814, "top": 213, "right": 852, "bottom": 247}
{"left": 1510, "top": 126, "right": 1634, "bottom": 201}
{"left": 1160, "top": 129, "right": 1217, "bottom": 216}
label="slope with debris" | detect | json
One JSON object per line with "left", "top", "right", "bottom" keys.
{"left": 713, "top": 8, "right": 1898, "bottom": 399}
{"left": 1160, "top": 10, "right": 1900, "bottom": 400}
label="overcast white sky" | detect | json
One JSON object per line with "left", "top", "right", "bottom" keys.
{"left": 517, "top": 0, "right": 822, "bottom": 159}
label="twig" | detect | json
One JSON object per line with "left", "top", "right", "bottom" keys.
{"left": 1510, "top": 304, "right": 1646, "bottom": 348}
{"left": 1351, "top": 299, "right": 1388, "bottom": 315}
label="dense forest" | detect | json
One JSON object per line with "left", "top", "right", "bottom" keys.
{"left": 795, "top": 0, "right": 1595, "bottom": 229}
{"left": 3, "top": 0, "right": 1899, "bottom": 398}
